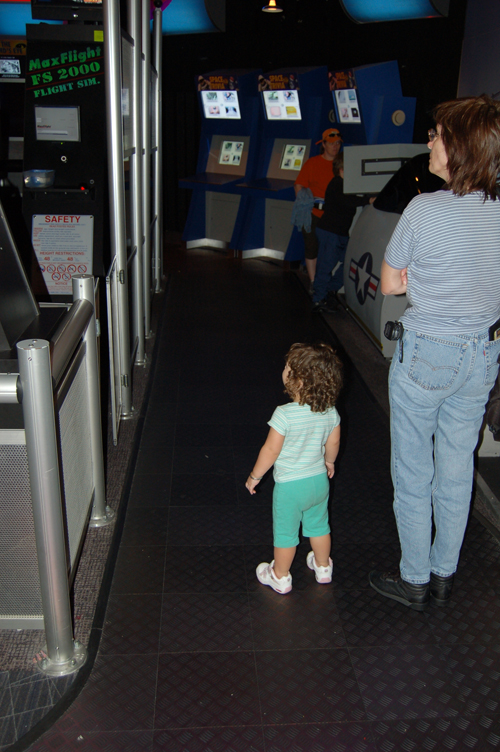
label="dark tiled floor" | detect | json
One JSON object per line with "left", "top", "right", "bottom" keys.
{"left": 20, "top": 247, "right": 500, "bottom": 752}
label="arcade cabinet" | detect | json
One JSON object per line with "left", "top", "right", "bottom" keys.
{"left": 22, "top": 20, "right": 107, "bottom": 300}
{"left": 232, "top": 66, "right": 332, "bottom": 261}
{"left": 328, "top": 60, "right": 415, "bottom": 146}
{"left": 179, "top": 69, "right": 262, "bottom": 252}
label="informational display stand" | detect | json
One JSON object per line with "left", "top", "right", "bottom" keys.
{"left": 232, "top": 66, "right": 332, "bottom": 261}
{"left": 22, "top": 23, "right": 107, "bottom": 299}
{"left": 328, "top": 60, "right": 416, "bottom": 146}
{"left": 179, "top": 69, "right": 262, "bottom": 251}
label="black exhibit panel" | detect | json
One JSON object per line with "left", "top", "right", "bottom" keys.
{"left": 25, "top": 246, "right": 500, "bottom": 752}
{"left": 22, "top": 23, "right": 108, "bottom": 298}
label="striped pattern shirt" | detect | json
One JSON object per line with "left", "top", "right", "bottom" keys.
{"left": 268, "top": 402, "right": 340, "bottom": 484}
{"left": 385, "top": 190, "right": 500, "bottom": 335}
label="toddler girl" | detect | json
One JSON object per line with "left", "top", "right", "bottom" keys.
{"left": 245, "top": 342, "right": 342, "bottom": 594}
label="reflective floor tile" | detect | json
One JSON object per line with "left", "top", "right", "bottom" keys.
{"left": 155, "top": 652, "right": 260, "bottom": 729}
{"left": 159, "top": 594, "right": 252, "bottom": 652}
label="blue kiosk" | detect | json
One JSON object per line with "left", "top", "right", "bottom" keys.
{"left": 328, "top": 60, "right": 416, "bottom": 146}
{"left": 234, "top": 60, "right": 417, "bottom": 262}
{"left": 231, "top": 66, "right": 332, "bottom": 262}
{"left": 179, "top": 69, "right": 262, "bottom": 252}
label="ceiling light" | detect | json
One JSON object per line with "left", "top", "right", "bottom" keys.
{"left": 262, "top": 0, "right": 283, "bottom": 13}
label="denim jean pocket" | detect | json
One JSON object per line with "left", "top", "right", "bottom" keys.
{"left": 407, "top": 333, "right": 466, "bottom": 390}
{"left": 484, "top": 339, "right": 500, "bottom": 386}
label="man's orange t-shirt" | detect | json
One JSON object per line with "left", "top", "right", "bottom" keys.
{"left": 295, "top": 155, "right": 334, "bottom": 217}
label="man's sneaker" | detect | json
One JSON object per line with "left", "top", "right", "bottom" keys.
{"left": 369, "top": 570, "right": 429, "bottom": 611}
{"left": 306, "top": 551, "right": 333, "bottom": 583}
{"left": 256, "top": 561, "right": 292, "bottom": 594}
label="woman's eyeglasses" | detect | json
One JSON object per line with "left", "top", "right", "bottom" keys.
{"left": 428, "top": 128, "right": 439, "bottom": 142}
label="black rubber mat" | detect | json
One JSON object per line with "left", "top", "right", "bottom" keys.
{"left": 25, "top": 247, "right": 500, "bottom": 752}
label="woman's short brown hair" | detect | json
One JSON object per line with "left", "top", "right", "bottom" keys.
{"left": 284, "top": 343, "right": 343, "bottom": 413}
{"left": 433, "top": 95, "right": 500, "bottom": 200}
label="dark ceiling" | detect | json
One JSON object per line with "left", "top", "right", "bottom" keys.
{"left": 163, "top": 0, "right": 469, "bottom": 134}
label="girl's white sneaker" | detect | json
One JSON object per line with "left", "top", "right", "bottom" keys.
{"left": 306, "top": 551, "right": 333, "bottom": 583}
{"left": 256, "top": 561, "right": 292, "bottom": 594}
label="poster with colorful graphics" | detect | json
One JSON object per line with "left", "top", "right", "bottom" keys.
{"left": 263, "top": 89, "right": 301, "bottom": 121}
{"left": 329, "top": 69, "right": 361, "bottom": 124}
{"left": 0, "top": 38, "right": 26, "bottom": 78}
{"left": 219, "top": 140, "right": 244, "bottom": 165}
{"left": 197, "top": 73, "right": 238, "bottom": 91}
{"left": 334, "top": 88, "right": 361, "bottom": 124}
{"left": 32, "top": 214, "right": 94, "bottom": 295}
{"left": 280, "top": 144, "right": 306, "bottom": 171}
{"left": 258, "top": 72, "right": 299, "bottom": 91}
{"left": 201, "top": 90, "right": 241, "bottom": 119}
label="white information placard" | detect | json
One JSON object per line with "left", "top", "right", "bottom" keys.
{"left": 219, "top": 140, "right": 244, "bottom": 165}
{"left": 263, "top": 90, "right": 301, "bottom": 120}
{"left": 334, "top": 89, "right": 361, "bottom": 124}
{"left": 201, "top": 90, "right": 241, "bottom": 119}
{"left": 32, "top": 214, "right": 94, "bottom": 295}
{"left": 280, "top": 144, "right": 306, "bottom": 171}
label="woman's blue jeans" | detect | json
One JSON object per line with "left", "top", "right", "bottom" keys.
{"left": 312, "top": 227, "right": 349, "bottom": 304}
{"left": 389, "top": 328, "right": 500, "bottom": 584}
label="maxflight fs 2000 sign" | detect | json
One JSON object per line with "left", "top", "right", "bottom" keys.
{"left": 26, "top": 45, "right": 103, "bottom": 98}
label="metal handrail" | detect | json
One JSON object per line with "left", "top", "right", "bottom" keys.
{"left": 50, "top": 298, "right": 93, "bottom": 386}
{"left": 0, "top": 275, "right": 112, "bottom": 676}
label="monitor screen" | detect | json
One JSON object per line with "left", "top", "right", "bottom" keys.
{"left": 262, "top": 90, "right": 301, "bottom": 120}
{"left": 218, "top": 140, "right": 244, "bottom": 166}
{"left": 201, "top": 90, "right": 241, "bottom": 120}
{"left": 35, "top": 105, "right": 81, "bottom": 142}
{"left": 279, "top": 144, "right": 306, "bottom": 171}
{"left": 333, "top": 88, "right": 361, "bottom": 124}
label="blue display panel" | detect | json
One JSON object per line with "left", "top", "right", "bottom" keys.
{"left": 160, "top": 0, "right": 220, "bottom": 34}
{"left": 0, "top": 4, "right": 61, "bottom": 35}
{"left": 340, "top": 0, "right": 448, "bottom": 23}
{"left": 0, "top": 0, "right": 221, "bottom": 36}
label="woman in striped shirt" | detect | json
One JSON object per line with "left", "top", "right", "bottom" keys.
{"left": 370, "top": 95, "right": 500, "bottom": 611}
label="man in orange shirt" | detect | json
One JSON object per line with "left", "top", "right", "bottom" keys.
{"left": 294, "top": 129, "right": 342, "bottom": 290}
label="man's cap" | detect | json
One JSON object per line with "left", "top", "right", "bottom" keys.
{"left": 316, "top": 128, "right": 342, "bottom": 145}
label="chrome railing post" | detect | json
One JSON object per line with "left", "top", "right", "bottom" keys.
{"left": 128, "top": 0, "right": 145, "bottom": 366}
{"left": 104, "top": 0, "right": 133, "bottom": 418}
{"left": 17, "top": 339, "right": 87, "bottom": 676}
{"left": 142, "top": 0, "right": 153, "bottom": 336}
{"left": 153, "top": 2, "right": 163, "bottom": 291}
{"left": 72, "top": 275, "right": 115, "bottom": 528}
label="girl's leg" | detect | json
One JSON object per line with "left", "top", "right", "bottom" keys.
{"left": 310, "top": 534, "right": 331, "bottom": 567}
{"left": 273, "top": 546, "right": 296, "bottom": 579}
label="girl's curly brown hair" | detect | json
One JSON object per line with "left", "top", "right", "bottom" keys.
{"left": 284, "top": 343, "right": 343, "bottom": 412}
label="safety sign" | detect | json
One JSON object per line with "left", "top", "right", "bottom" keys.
{"left": 32, "top": 214, "right": 94, "bottom": 295}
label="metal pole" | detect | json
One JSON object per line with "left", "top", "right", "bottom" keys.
{"left": 153, "top": 3, "right": 163, "bottom": 291}
{"left": 17, "top": 339, "right": 87, "bottom": 676}
{"left": 104, "top": 0, "right": 133, "bottom": 417}
{"left": 128, "top": 0, "right": 145, "bottom": 366}
{"left": 142, "top": 0, "right": 153, "bottom": 336}
{"left": 72, "top": 276, "right": 115, "bottom": 528}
